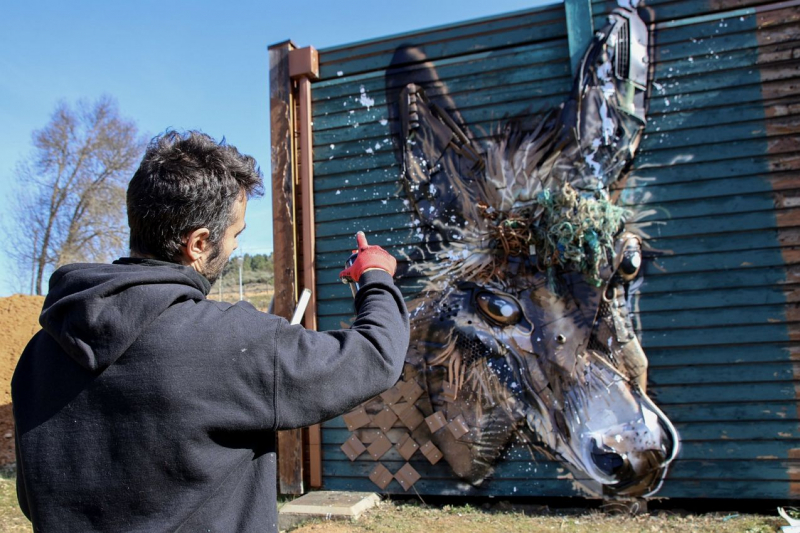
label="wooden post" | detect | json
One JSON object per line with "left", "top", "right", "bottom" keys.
{"left": 269, "top": 39, "right": 304, "bottom": 496}
{"left": 565, "top": 0, "right": 594, "bottom": 75}
{"left": 289, "top": 45, "right": 323, "bottom": 489}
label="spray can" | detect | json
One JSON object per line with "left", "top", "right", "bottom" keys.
{"left": 342, "top": 252, "right": 360, "bottom": 298}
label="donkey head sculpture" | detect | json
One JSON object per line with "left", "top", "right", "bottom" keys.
{"left": 345, "top": 4, "right": 679, "bottom": 498}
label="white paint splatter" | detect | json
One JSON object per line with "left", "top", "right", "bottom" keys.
{"left": 358, "top": 85, "right": 375, "bottom": 110}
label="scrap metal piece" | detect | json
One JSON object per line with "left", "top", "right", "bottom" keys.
{"left": 395, "top": 403, "right": 425, "bottom": 431}
{"left": 366, "top": 432, "right": 393, "bottom": 461}
{"left": 380, "top": 385, "right": 403, "bottom": 406}
{"left": 446, "top": 414, "right": 469, "bottom": 440}
{"left": 424, "top": 412, "right": 447, "bottom": 433}
{"left": 369, "top": 463, "right": 394, "bottom": 490}
{"left": 420, "top": 440, "right": 443, "bottom": 465}
{"left": 340, "top": 434, "right": 367, "bottom": 462}
{"left": 373, "top": 408, "right": 398, "bottom": 434}
{"left": 394, "top": 463, "right": 421, "bottom": 492}
{"left": 342, "top": 407, "right": 370, "bottom": 432}
{"left": 398, "top": 379, "right": 424, "bottom": 404}
{"left": 395, "top": 433, "right": 420, "bottom": 461}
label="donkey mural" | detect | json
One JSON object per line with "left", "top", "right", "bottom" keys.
{"left": 341, "top": 3, "right": 679, "bottom": 498}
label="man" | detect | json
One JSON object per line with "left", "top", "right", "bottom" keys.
{"left": 12, "top": 130, "right": 409, "bottom": 532}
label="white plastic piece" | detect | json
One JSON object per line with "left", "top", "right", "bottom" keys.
{"left": 291, "top": 289, "right": 312, "bottom": 325}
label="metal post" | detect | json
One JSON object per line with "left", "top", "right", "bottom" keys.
{"left": 269, "top": 39, "right": 304, "bottom": 496}
{"left": 565, "top": 0, "right": 594, "bottom": 75}
{"left": 289, "top": 45, "right": 323, "bottom": 490}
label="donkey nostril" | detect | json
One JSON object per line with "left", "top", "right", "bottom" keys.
{"left": 591, "top": 440, "right": 625, "bottom": 477}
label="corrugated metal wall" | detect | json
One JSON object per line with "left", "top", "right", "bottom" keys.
{"left": 306, "top": 0, "right": 800, "bottom": 499}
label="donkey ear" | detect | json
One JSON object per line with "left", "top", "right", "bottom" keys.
{"left": 548, "top": 7, "right": 650, "bottom": 193}
{"left": 399, "top": 83, "right": 487, "bottom": 234}
{"left": 385, "top": 45, "right": 487, "bottom": 244}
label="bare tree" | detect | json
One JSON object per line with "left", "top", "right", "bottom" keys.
{"left": 9, "top": 96, "right": 146, "bottom": 295}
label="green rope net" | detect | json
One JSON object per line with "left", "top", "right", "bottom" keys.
{"left": 530, "top": 183, "right": 628, "bottom": 287}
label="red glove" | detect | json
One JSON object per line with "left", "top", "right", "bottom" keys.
{"left": 339, "top": 232, "right": 397, "bottom": 282}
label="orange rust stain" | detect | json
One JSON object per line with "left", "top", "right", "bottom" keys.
{"left": 762, "top": 10, "right": 800, "bottom": 463}
{"left": 787, "top": 345, "right": 800, "bottom": 362}
{"left": 756, "top": 6, "right": 800, "bottom": 29}
{"left": 767, "top": 153, "right": 800, "bottom": 173}
{"left": 771, "top": 175, "right": 800, "bottom": 192}
{"left": 786, "top": 265, "right": 800, "bottom": 284}
{"left": 774, "top": 190, "right": 800, "bottom": 210}
{"left": 761, "top": 78, "right": 800, "bottom": 101}
{"left": 776, "top": 209, "right": 800, "bottom": 228}
{"left": 789, "top": 448, "right": 800, "bottom": 497}
{"left": 767, "top": 136, "right": 800, "bottom": 155}
{"left": 765, "top": 103, "right": 800, "bottom": 120}
{"left": 782, "top": 250, "right": 800, "bottom": 265}
{"left": 764, "top": 116, "right": 800, "bottom": 136}
{"left": 786, "top": 304, "right": 800, "bottom": 323}
{"left": 783, "top": 286, "right": 800, "bottom": 304}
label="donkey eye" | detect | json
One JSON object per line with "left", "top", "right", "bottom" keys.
{"left": 475, "top": 291, "right": 521, "bottom": 327}
{"left": 617, "top": 237, "right": 642, "bottom": 281}
{"left": 618, "top": 249, "right": 642, "bottom": 280}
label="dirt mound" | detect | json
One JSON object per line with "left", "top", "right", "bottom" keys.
{"left": 0, "top": 294, "right": 45, "bottom": 465}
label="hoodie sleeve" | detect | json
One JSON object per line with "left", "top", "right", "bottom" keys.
{"left": 272, "top": 270, "right": 409, "bottom": 430}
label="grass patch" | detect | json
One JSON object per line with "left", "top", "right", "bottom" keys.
{"left": 290, "top": 499, "right": 785, "bottom": 533}
{"left": 0, "top": 468, "right": 30, "bottom": 533}
{"left": 0, "top": 474, "right": 787, "bottom": 533}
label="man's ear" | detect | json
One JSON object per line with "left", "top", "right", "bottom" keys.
{"left": 181, "top": 227, "right": 211, "bottom": 264}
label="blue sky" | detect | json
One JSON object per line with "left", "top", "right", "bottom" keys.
{"left": 0, "top": 0, "right": 556, "bottom": 295}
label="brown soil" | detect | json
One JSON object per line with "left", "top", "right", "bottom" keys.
{"left": 0, "top": 295, "right": 45, "bottom": 466}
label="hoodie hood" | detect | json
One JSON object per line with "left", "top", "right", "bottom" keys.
{"left": 40, "top": 259, "right": 211, "bottom": 374}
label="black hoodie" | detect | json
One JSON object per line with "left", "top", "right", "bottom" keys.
{"left": 12, "top": 259, "right": 409, "bottom": 532}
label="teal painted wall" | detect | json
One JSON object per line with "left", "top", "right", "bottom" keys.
{"left": 305, "top": 0, "right": 800, "bottom": 499}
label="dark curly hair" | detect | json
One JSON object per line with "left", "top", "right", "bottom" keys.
{"left": 127, "top": 130, "right": 264, "bottom": 262}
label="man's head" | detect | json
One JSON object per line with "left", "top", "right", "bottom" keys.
{"left": 127, "top": 130, "right": 263, "bottom": 284}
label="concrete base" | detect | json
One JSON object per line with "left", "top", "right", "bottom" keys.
{"left": 278, "top": 491, "right": 380, "bottom": 531}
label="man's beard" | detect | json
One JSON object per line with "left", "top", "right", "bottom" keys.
{"left": 202, "top": 244, "right": 229, "bottom": 286}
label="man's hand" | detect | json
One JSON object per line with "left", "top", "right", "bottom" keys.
{"left": 339, "top": 232, "right": 397, "bottom": 282}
